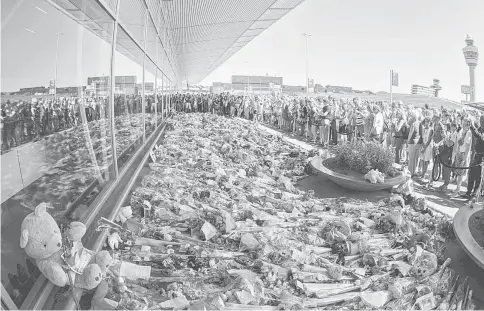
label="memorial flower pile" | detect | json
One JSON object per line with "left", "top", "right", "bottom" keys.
{"left": 95, "top": 114, "right": 473, "bottom": 310}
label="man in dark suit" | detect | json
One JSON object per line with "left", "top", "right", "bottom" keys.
{"left": 466, "top": 115, "right": 484, "bottom": 199}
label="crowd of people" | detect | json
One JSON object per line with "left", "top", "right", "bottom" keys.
{"left": 3, "top": 91, "right": 484, "bottom": 200}
{"left": 174, "top": 92, "right": 484, "bottom": 200}
{"left": 0, "top": 94, "right": 172, "bottom": 152}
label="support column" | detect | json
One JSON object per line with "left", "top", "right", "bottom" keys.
{"left": 470, "top": 66, "right": 476, "bottom": 103}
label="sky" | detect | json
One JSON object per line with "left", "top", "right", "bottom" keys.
{"left": 201, "top": 0, "right": 484, "bottom": 102}
{"left": 1, "top": 0, "right": 483, "bottom": 102}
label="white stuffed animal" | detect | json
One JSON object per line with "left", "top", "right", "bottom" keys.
{"left": 107, "top": 232, "right": 123, "bottom": 250}
{"left": 115, "top": 206, "right": 133, "bottom": 224}
{"left": 364, "top": 169, "right": 385, "bottom": 184}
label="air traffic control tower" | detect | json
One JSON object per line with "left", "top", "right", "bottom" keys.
{"left": 463, "top": 34, "right": 479, "bottom": 102}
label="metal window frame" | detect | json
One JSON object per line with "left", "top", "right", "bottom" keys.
{"left": 1, "top": 285, "right": 17, "bottom": 311}
{"left": 3, "top": 0, "right": 178, "bottom": 309}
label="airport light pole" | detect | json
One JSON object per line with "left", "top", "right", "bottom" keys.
{"left": 54, "top": 32, "right": 63, "bottom": 101}
{"left": 302, "top": 33, "right": 311, "bottom": 94}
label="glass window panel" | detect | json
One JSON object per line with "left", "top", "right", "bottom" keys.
{"left": 1, "top": 0, "right": 114, "bottom": 308}
{"left": 156, "top": 69, "right": 163, "bottom": 124}
{"left": 144, "top": 59, "right": 156, "bottom": 137}
{"left": 113, "top": 27, "right": 144, "bottom": 171}
{"left": 146, "top": 18, "right": 157, "bottom": 64}
{"left": 118, "top": 0, "right": 146, "bottom": 49}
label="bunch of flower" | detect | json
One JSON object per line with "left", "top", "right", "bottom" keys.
{"left": 335, "top": 140, "right": 395, "bottom": 174}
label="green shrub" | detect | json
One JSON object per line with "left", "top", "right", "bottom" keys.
{"left": 335, "top": 140, "right": 395, "bottom": 174}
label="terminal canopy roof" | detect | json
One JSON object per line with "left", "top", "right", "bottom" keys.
{"left": 49, "top": 0, "right": 305, "bottom": 85}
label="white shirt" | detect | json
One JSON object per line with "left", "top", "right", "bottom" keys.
{"left": 459, "top": 129, "right": 472, "bottom": 153}
{"left": 374, "top": 112, "right": 384, "bottom": 135}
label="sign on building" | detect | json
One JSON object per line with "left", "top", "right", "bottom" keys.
{"left": 461, "top": 85, "right": 471, "bottom": 94}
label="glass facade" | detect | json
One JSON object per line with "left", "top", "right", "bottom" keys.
{"left": 1, "top": 0, "right": 177, "bottom": 308}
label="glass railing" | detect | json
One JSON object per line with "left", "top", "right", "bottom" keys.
{"left": 1, "top": 0, "right": 177, "bottom": 308}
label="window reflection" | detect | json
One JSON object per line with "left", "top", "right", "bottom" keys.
{"left": 1, "top": 0, "right": 177, "bottom": 307}
{"left": 113, "top": 27, "right": 145, "bottom": 170}
{"left": 1, "top": 0, "right": 114, "bottom": 307}
{"left": 144, "top": 60, "right": 156, "bottom": 137}
{"left": 156, "top": 69, "right": 163, "bottom": 124}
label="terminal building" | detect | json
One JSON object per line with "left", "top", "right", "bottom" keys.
{"left": 1, "top": 0, "right": 306, "bottom": 309}
{"left": 231, "top": 75, "right": 283, "bottom": 94}
{"left": 411, "top": 79, "right": 442, "bottom": 97}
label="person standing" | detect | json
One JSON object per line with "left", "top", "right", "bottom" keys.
{"left": 309, "top": 103, "right": 318, "bottom": 143}
{"left": 419, "top": 117, "right": 434, "bottom": 180}
{"left": 320, "top": 104, "right": 330, "bottom": 147}
{"left": 407, "top": 109, "right": 422, "bottom": 177}
{"left": 330, "top": 103, "right": 339, "bottom": 145}
{"left": 393, "top": 109, "right": 407, "bottom": 164}
{"left": 372, "top": 106, "right": 384, "bottom": 143}
{"left": 437, "top": 126, "right": 455, "bottom": 192}
{"left": 453, "top": 119, "right": 472, "bottom": 195}
{"left": 465, "top": 115, "right": 484, "bottom": 199}
{"left": 354, "top": 105, "right": 365, "bottom": 139}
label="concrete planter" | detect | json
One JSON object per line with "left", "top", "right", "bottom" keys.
{"left": 454, "top": 204, "right": 484, "bottom": 269}
{"left": 310, "top": 156, "right": 407, "bottom": 192}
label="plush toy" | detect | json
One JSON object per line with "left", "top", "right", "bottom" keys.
{"left": 66, "top": 221, "right": 87, "bottom": 260}
{"left": 74, "top": 264, "right": 103, "bottom": 290}
{"left": 20, "top": 203, "right": 67, "bottom": 287}
{"left": 71, "top": 264, "right": 103, "bottom": 303}
{"left": 364, "top": 169, "right": 385, "bottom": 184}
{"left": 20, "top": 203, "right": 91, "bottom": 289}
{"left": 107, "top": 232, "right": 123, "bottom": 250}
{"left": 95, "top": 250, "right": 113, "bottom": 277}
{"left": 90, "top": 280, "right": 117, "bottom": 310}
{"left": 115, "top": 206, "right": 133, "bottom": 224}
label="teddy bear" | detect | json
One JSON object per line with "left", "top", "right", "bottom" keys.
{"left": 20, "top": 203, "right": 90, "bottom": 288}
{"left": 95, "top": 251, "right": 128, "bottom": 293}
{"left": 20, "top": 203, "right": 68, "bottom": 287}
{"left": 71, "top": 264, "right": 104, "bottom": 303}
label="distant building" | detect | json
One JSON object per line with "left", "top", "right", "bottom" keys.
{"left": 18, "top": 86, "right": 49, "bottom": 94}
{"left": 231, "top": 75, "right": 283, "bottom": 94}
{"left": 411, "top": 78, "right": 442, "bottom": 97}
{"left": 57, "top": 86, "right": 86, "bottom": 95}
{"left": 411, "top": 85, "right": 436, "bottom": 97}
{"left": 87, "top": 75, "right": 140, "bottom": 96}
{"left": 325, "top": 85, "right": 353, "bottom": 93}
{"left": 136, "top": 82, "right": 155, "bottom": 93}
{"left": 115, "top": 76, "right": 137, "bottom": 95}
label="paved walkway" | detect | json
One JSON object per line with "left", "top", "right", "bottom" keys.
{"left": 250, "top": 120, "right": 464, "bottom": 218}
